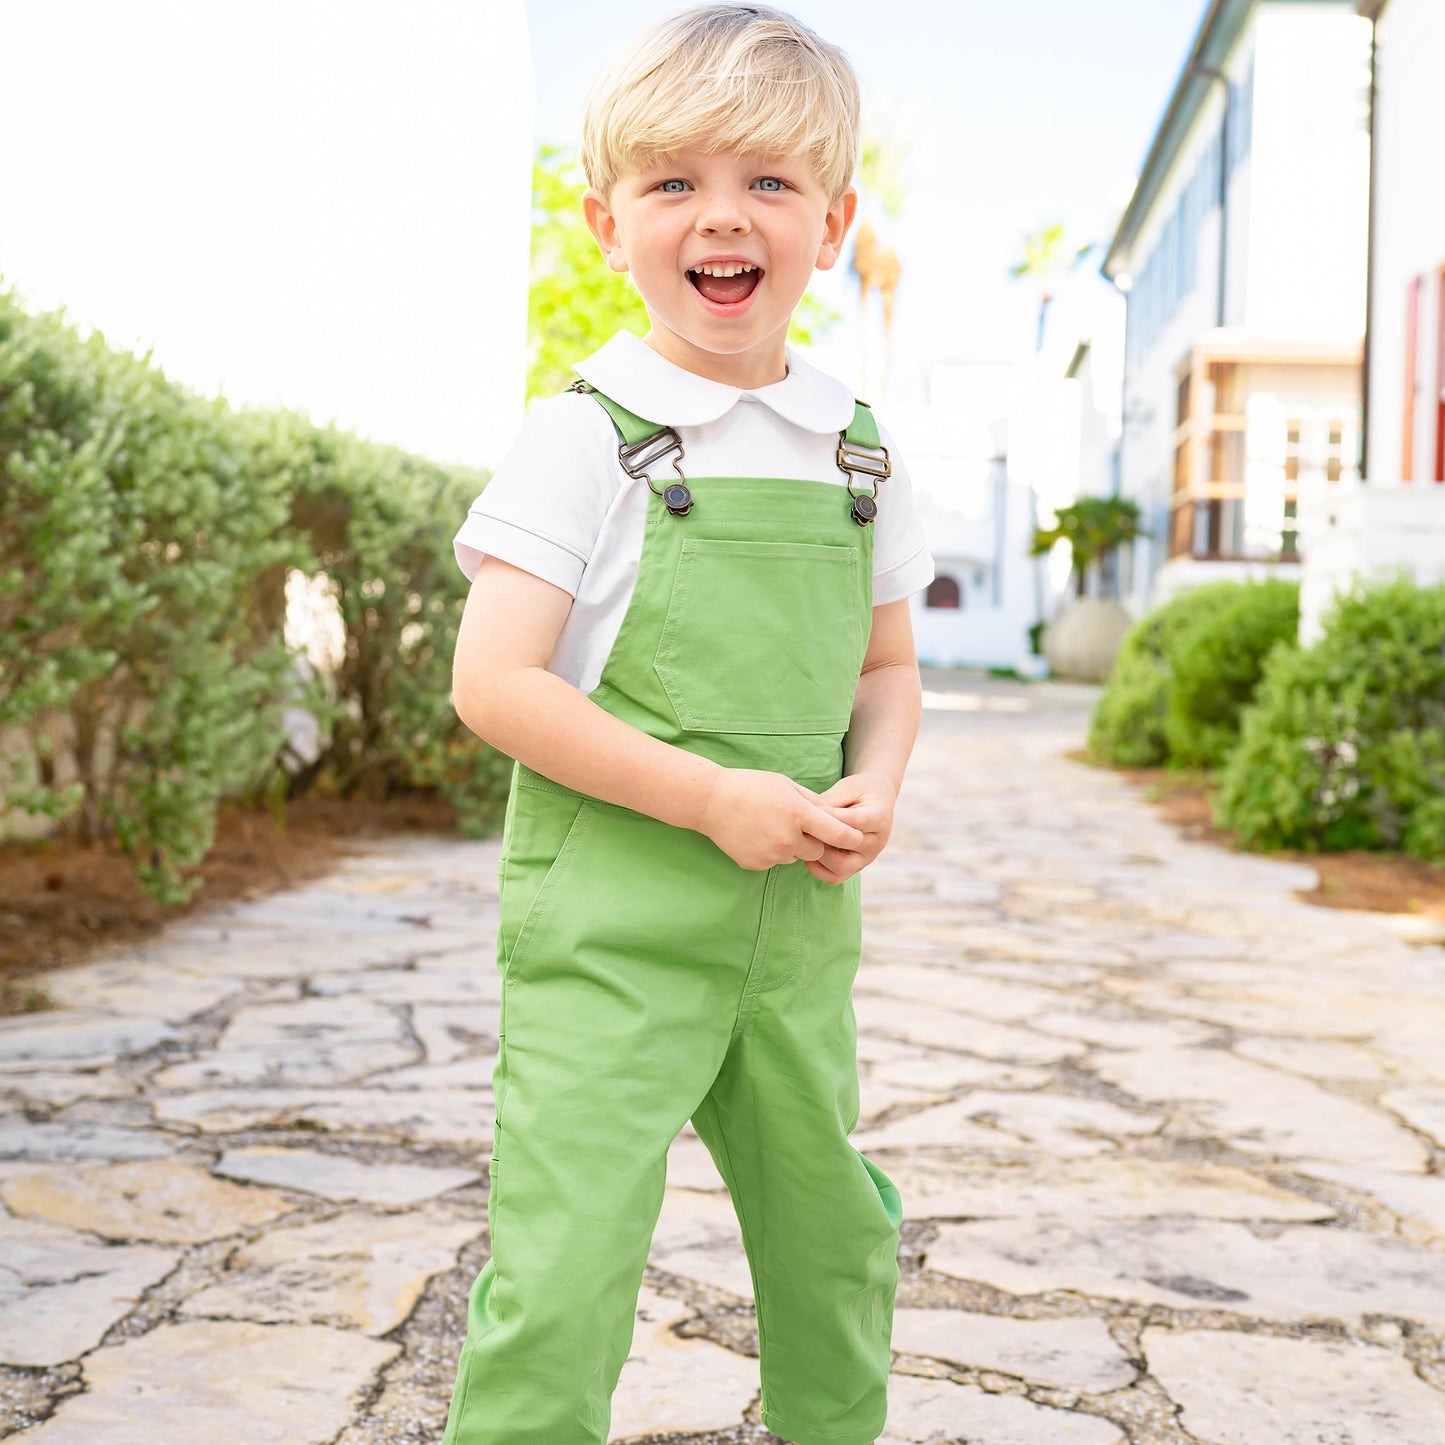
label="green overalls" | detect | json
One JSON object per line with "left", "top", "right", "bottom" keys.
{"left": 441, "top": 383, "right": 904, "bottom": 1445}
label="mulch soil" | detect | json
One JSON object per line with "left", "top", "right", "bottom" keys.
{"left": 0, "top": 794, "right": 459, "bottom": 1017}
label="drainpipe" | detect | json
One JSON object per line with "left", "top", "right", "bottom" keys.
{"left": 1191, "top": 61, "right": 1231, "bottom": 328}
{"left": 1361, "top": 15, "right": 1378, "bottom": 483}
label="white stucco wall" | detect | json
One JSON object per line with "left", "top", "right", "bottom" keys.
{"left": 1298, "top": 482, "right": 1445, "bottom": 642}
{"left": 1364, "top": 0, "right": 1445, "bottom": 485}
{"left": 1244, "top": 5, "right": 1371, "bottom": 340}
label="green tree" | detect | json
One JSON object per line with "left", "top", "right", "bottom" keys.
{"left": 526, "top": 145, "right": 839, "bottom": 402}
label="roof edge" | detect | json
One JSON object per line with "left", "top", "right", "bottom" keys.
{"left": 1101, "top": 0, "right": 1243, "bottom": 280}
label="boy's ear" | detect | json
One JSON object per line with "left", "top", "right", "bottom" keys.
{"left": 582, "top": 186, "right": 629, "bottom": 274}
{"left": 815, "top": 185, "right": 859, "bottom": 271}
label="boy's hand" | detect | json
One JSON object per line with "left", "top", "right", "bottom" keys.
{"left": 699, "top": 768, "right": 868, "bottom": 872}
{"left": 790, "top": 771, "right": 897, "bottom": 885}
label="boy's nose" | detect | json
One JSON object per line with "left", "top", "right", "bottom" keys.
{"left": 694, "top": 194, "right": 750, "bottom": 234}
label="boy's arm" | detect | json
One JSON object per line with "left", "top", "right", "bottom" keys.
{"left": 452, "top": 555, "right": 866, "bottom": 864}
{"left": 840, "top": 598, "right": 924, "bottom": 796}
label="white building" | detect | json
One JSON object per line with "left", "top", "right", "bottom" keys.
{"left": 1102, "top": 0, "right": 1372, "bottom": 617}
{"left": 1298, "top": 0, "right": 1445, "bottom": 640}
{"left": 885, "top": 296, "right": 1123, "bottom": 673}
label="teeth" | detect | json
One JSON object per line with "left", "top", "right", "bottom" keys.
{"left": 689, "top": 263, "right": 758, "bottom": 277}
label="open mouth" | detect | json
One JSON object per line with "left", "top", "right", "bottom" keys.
{"left": 687, "top": 263, "right": 763, "bottom": 306}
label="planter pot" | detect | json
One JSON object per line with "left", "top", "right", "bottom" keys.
{"left": 1042, "top": 598, "right": 1133, "bottom": 683}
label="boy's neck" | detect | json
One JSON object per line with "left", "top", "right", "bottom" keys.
{"left": 642, "top": 325, "right": 790, "bottom": 391}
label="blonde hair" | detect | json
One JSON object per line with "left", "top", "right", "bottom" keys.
{"left": 581, "top": 4, "right": 860, "bottom": 204}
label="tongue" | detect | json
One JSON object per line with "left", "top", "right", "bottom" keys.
{"left": 694, "top": 269, "right": 759, "bottom": 304}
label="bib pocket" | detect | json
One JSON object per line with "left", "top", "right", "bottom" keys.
{"left": 653, "top": 537, "right": 865, "bottom": 735}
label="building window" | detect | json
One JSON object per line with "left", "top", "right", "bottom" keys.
{"left": 1326, "top": 421, "right": 1344, "bottom": 484}
{"left": 925, "top": 575, "right": 961, "bottom": 609}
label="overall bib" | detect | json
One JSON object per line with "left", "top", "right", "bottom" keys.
{"left": 441, "top": 386, "right": 903, "bottom": 1445}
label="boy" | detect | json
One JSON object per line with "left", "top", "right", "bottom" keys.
{"left": 443, "top": 5, "right": 935, "bottom": 1442}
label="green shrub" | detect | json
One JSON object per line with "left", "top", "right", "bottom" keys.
{"left": 0, "top": 282, "right": 510, "bottom": 902}
{"left": 1164, "top": 578, "right": 1300, "bottom": 769}
{"left": 1088, "top": 579, "right": 1288, "bottom": 767}
{"left": 1217, "top": 574, "right": 1445, "bottom": 860}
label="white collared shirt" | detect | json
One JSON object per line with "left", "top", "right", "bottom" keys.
{"left": 453, "top": 329, "right": 936, "bottom": 696}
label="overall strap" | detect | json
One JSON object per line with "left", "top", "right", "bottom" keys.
{"left": 567, "top": 378, "right": 693, "bottom": 515}
{"left": 838, "top": 400, "right": 891, "bottom": 526}
{"left": 565, "top": 376, "right": 891, "bottom": 526}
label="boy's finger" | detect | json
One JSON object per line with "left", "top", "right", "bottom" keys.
{"left": 805, "top": 806, "right": 866, "bottom": 851}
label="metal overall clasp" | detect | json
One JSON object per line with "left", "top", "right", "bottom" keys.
{"left": 618, "top": 429, "right": 693, "bottom": 516}
{"left": 836, "top": 430, "right": 891, "bottom": 526}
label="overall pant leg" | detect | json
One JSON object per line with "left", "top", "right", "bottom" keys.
{"left": 441, "top": 780, "right": 767, "bottom": 1445}
{"left": 690, "top": 864, "right": 902, "bottom": 1445}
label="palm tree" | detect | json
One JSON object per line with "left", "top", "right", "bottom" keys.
{"left": 851, "top": 119, "right": 914, "bottom": 397}
{"left": 1032, "top": 497, "right": 1149, "bottom": 600}
{"left": 1009, "top": 222, "right": 1095, "bottom": 354}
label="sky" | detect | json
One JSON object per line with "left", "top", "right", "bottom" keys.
{"left": 0, "top": 0, "right": 1208, "bottom": 466}
{"left": 524, "top": 0, "right": 1208, "bottom": 402}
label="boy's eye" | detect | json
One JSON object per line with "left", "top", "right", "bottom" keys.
{"left": 658, "top": 179, "right": 691, "bottom": 193}
{"left": 755, "top": 176, "right": 787, "bottom": 192}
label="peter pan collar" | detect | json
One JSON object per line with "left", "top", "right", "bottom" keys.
{"left": 572, "top": 328, "right": 856, "bottom": 434}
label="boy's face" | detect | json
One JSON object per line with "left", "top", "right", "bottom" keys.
{"left": 583, "top": 148, "right": 856, "bottom": 389}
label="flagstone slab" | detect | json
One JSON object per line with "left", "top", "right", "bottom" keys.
{"left": 856, "top": 1091, "right": 1163, "bottom": 1157}
{"left": 213, "top": 1145, "right": 480, "bottom": 1204}
{"left": 665, "top": 1132, "right": 727, "bottom": 1192}
{"left": 880, "top": 1372, "right": 1125, "bottom": 1444}
{"left": 179, "top": 1206, "right": 483, "bottom": 1335}
{"left": 28, "top": 959, "right": 245, "bottom": 1023}
{"left": 1232, "top": 1034, "right": 1391, "bottom": 1082}
{"left": 611, "top": 1286, "right": 760, "bottom": 1438}
{"left": 1380, "top": 1086, "right": 1445, "bottom": 1150}
{"left": 0, "top": 1120, "right": 173, "bottom": 1163}
{"left": 928, "top": 1216, "right": 1445, "bottom": 1327}
{"left": 360, "top": 1055, "right": 496, "bottom": 1090}
{"left": 853, "top": 994, "right": 1087, "bottom": 1064}
{"left": 0, "top": 1010, "right": 181, "bottom": 1069}
{"left": 306, "top": 970, "right": 501, "bottom": 1006}
{"left": 647, "top": 1187, "right": 752, "bottom": 1299}
{"left": 1028, "top": 1008, "right": 1217, "bottom": 1050}
{"left": 149, "top": 995, "right": 417, "bottom": 1089}
{"left": 0, "top": 1159, "right": 295, "bottom": 1242}
{"left": 857, "top": 966, "right": 1065, "bottom": 1022}
{"left": 1296, "top": 1160, "right": 1445, "bottom": 1244}
{"left": 890, "top": 1307, "right": 1135, "bottom": 1393}
{"left": 0, "top": 1069, "right": 140, "bottom": 1106}
{"left": 869, "top": 1051, "right": 1052, "bottom": 1095}
{"left": 152, "top": 1086, "right": 493, "bottom": 1143}
{"left": 9, "top": 1318, "right": 398, "bottom": 1442}
{"left": 410, "top": 1001, "right": 500, "bottom": 1061}
{"left": 0, "top": 1214, "right": 176, "bottom": 1366}
{"left": 1087, "top": 1047, "right": 1429, "bottom": 1170}
{"left": 876, "top": 1152, "right": 1330, "bottom": 1223}
{"left": 1142, "top": 1328, "right": 1445, "bottom": 1445}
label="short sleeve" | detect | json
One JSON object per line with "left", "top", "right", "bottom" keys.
{"left": 453, "top": 391, "right": 620, "bottom": 595}
{"left": 870, "top": 421, "right": 936, "bottom": 605}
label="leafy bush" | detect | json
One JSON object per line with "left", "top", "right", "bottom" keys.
{"left": 1164, "top": 578, "right": 1300, "bottom": 768}
{"left": 0, "top": 283, "right": 511, "bottom": 902}
{"left": 1088, "top": 579, "right": 1293, "bottom": 768}
{"left": 1217, "top": 574, "right": 1445, "bottom": 860}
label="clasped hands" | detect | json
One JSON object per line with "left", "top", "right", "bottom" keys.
{"left": 789, "top": 770, "right": 897, "bottom": 885}
{"left": 697, "top": 764, "right": 896, "bottom": 884}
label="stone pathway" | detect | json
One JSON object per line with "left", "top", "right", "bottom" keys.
{"left": 2, "top": 671, "right": 1444, "bottom": 1443}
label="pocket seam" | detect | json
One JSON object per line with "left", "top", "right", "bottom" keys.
{"left": 501, "top": 798, "right": 595, "bottom": 984}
